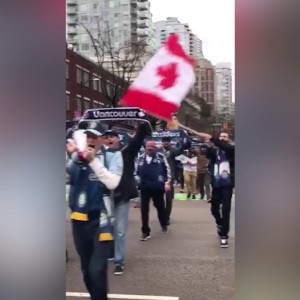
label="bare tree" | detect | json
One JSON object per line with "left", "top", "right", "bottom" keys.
{"left": 80, "top": 21, "right": 155, "bottom": 108}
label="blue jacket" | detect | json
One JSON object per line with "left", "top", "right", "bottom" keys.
{"left": 67, "top": 148, "right": 123, "bottom": 241}
{"left": 137, "top": 151, "right": 171, "bottom": 190}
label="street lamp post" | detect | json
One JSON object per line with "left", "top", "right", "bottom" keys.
{"left": 80, "top": 77, "right": 99, "bottom": 116}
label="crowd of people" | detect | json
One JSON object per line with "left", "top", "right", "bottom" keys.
{"left": 66, "top": 119, "right": 235, "bottom": 300}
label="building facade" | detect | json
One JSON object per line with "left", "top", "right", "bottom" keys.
{"left": 193, "top": 58, "right": 215, "bottom": 113}
{"left": 214, "top": 62, "right": 233, "bottom": 116}
{"left": 66, "top": 0, "right": 158, "bottom": 57}
{"left": 154, "top": 17, "right": 203, "bottom": 59}
{"left": 66, "top": 46, "right": 125, "bottom": 121}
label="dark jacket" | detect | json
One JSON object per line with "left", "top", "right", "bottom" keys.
{"left": 206, "top": 138, "right": 235, "bottom": 188}
{"left": 113, "top": 123, "right": 151, "bottom": 203}
{"left": 162, "top": 138, "right": 191, "bottom": 181}
{"left": 137, "top": 151, "right": 172, "bottom": 190}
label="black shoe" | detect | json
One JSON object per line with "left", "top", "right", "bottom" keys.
{"left": 220, "top": 238, "right": 228, "bottom": 248}
{"left": 162, "top": 226, "right": 168, "bottom": 233}
{"left": 140, "top": 233, "right": 151, "bottom": 241}
{"left": 207, "top": 198, "right": 212, "bottom": 203}
{"left": 192, "top": 194, "right": 196, "bottom": 200}
{"left": 166, "top": 220, "right": 171, "bottom": 225}
{"left": 187, "top": 193, "right": 191, "bottom": 199}
{"left": 114, "top": 264, "right": 124, "bottom": 276}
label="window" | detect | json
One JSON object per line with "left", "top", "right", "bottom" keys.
{"left": 107, "top": 82, "right": 113, "bottom": 97}
{"left": 81, "top": 43, "right": 89, "bottom": 51}
{"left": 78, "top": 3, "right": 89, "bottom": 12}
{"left": 66, "top": 62, "right": 69, "bottom": 79}
{"left": 84, "top": 100, "right": 90, "bottom": 110}
{"left": 83, "top": 71, "right": 89, "bottom": 86}
{"left": 93, "top": 77, "right": 98, "bottom": 90}
{"left": 98, "top": 77, "right": 102, "bottom": 92}
{"left": 93, "top": 3, "right": 99, "bottom": 10}
{"left": 76, "top": 67, "right": 82, "bottom": 84}
{"left": 66, "top": 94, "right": 70, "bottom": 111}
{"left": 114, "top": 13, "right": 119, "bottom": 17}
{"left": 80, "top": 15, "right": 89, "bottom": 22}
{"left": 76, "top": 97, "right": 82, "bottom": 111}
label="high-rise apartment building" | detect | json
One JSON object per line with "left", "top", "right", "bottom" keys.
{"left": 214, "top": 62, "right": 233, "bottom": 116}
{"left": 66, "top": 0, "right": 158, "bottom": 57}
{"left": 193, "top": 58, "right": 215, "bottom": 112}
{"left": 154, "top": 17, "right": 203, "bottom": 59}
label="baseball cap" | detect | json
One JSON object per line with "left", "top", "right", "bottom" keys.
{"left": 85, "top": 122, "right": 108, "bottom": 138}
{"left": 103, "top": 130, "right": 119, "bottom": 137}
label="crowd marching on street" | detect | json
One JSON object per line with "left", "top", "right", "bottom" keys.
{"left": 65, "top": 114, "right": 235, "bottom": 300}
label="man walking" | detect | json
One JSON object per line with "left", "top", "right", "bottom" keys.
{"left": 104, "top": 123, "right": 151, "bottom": 275}
{"left": 137, "top": 140, "right": 171, "bottom": 240}
{"left": 66, "top": 123, "right": 123, "bottom": 300}
{"left": 162, "top": 134, "right": 191, "bottom": 224}
{"left": 203, "top": 131, "right": 235, "bottom": 248}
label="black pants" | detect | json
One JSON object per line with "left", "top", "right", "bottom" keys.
{"left": 165, "top": 181, "right": 174, "bottom": 222}
{"left": 72, "top": 220, "right": 112, "bottom": 300}
{"left": 141, "top": 188, "right": 167, "bottom": 235}
{"left": 211, "top": 187, "right": 233, "bottom": 239}
{"left": 177, "top": 168, "right": 184, "bottom": 190}
{"left": 197, "top": 173, "right": 205, "bottom": 198}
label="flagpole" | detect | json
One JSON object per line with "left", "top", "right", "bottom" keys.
{"left": 177, "top": 122, "right": 207, "bottom": 138}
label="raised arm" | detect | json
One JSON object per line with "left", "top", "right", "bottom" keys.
{"left": 88, "top": 151, "right": 123, "bottom": 190}
{"left": 127, "top": 122, "right": 151, "bottom": 158}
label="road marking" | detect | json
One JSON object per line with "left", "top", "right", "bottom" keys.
{"left": 66, "top": 292, "right": 179, "bottom": 300}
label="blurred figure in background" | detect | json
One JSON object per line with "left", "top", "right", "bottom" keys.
{"left": 196, "top": 145, "right": 211, "bottom": 201}
{"left": 162, "top": 135, "right": 191, "bottom": 224}
{"left": 176, "top": 149, "right": 198, "bottom": 200}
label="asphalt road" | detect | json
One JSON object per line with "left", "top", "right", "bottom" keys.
{"left": 66, "top": 196, "right": 235, "bottom": 300}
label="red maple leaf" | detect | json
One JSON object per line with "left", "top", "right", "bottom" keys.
{"left": 156, "top": 63, "right": 179, "bottom": 90}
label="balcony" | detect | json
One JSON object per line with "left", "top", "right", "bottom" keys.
{"left": 68, "top": 38, "right": 78, "bottom": 45}
{"left": 137, "top": 11, "right": 149, "bottom": 19}
{"left": 67, "top": 27, "right": 77, "bottom": 35}
{"left": 137, "top": 29, "right": 149, "bottom": 37}
{"left": 67, "top": 16, "right": 78, "bottom": 25}
{"left": 137, "top": 1, "right": 149, "bottom": 11}
{"left": 67, "top": 7, "right": 77, "bottom": 14}
{"left": 67, "top": 0, "right": 77, "bottom": 6}
{"left": 137, "top": 19, "right": 149, "bottom": 29}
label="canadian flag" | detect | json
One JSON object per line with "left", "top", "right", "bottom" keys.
{"left": 120, "top": 34, "right": 196, "bottom": 121}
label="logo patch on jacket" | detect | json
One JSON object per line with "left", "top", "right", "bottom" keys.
{"left": 78, "top": 193, "right": 87, "bottom": 208}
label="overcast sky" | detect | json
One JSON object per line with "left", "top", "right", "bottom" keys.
{"left": 150, "top": 0, "right": 234, "bottom": 68}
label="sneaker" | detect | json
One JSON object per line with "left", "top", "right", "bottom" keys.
{"left": 114, "top": 265, "right": 124, "bottom": 276}
{"left": 140, "top": 233, "right": 151, "bottom": 241}
{"left": 192, "top": 194, "right": 196, "bottom": 200}
{"left": 187, "top": 193, "right": 191, "bottom": 200}
{"left": 108, "top": 257, "right": 114, "bottom": 262}
{"left": 220, "top": 238, "right": 228, "bottom": 248}
{"left": 180, "top": 189, "right": 184, "bottom": 193}
{"left": 162, "top": 226, "right": 168, "bottom": 233}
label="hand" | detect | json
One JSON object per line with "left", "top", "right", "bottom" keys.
{"left": 82, "top": 147, "right": 96, "bottom": 163}
{"left": 66, "top": 140, "right": 77, "bottom": 155}
{"left": 165, "top": 182, "right": 171, "bottom": 192}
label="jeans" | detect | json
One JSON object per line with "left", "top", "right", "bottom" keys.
{"left": 197, "top": 173, "right": 211, "bottom": 199}
{"left": 113, "top": 201, "right": 130, "bottom": 266}
{"left": 72, "top": 219, "right": 112, "bottom": 300}
{"left": 211, "top": 187, "right": 233, "bottom": 238}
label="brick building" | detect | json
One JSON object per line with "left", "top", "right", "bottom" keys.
{"left": 66, "top": 46, "right": 125, "bottom": 121}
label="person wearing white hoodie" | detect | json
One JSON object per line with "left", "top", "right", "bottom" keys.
{"left": 176, "top": 149, "right": 198, "bottom": 200}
